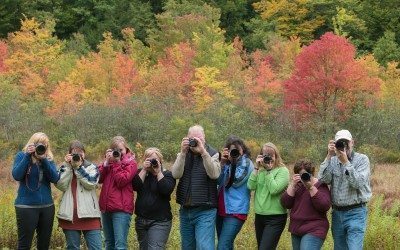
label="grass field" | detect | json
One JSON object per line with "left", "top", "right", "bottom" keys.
{"left": 1, "top": 163, "right": 400, "bottom": 249}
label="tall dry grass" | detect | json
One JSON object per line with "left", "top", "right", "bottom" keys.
{"left": 1, "top": 162, "right": 400, "bottom": 249}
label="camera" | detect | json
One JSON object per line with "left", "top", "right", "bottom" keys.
{"left": 301, "top": 172, "right": 311, "bottom": 182}
{"left": 71, "top": 153, "right": 81, "bottom": 162}
{"left": 112, "top": 149, "right": 121, "bottom": 158}
{"left": 263, "top": 154, "right": 272, "bottom": 164}
{"left": 150, "top": 158, "right": 158, "bottom": 168}
{"left": 35, "top": 143, "right": 46, "bottom": 155}
{"left": 229, "top": 148, "right": 240, "bottom": 159}
{"left": 335, "top": 139, "right": 348, "bottom": 151}
{"left": 188, "top": 138, "right": 197, "bottom": 147}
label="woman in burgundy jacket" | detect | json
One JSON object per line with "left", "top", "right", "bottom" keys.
{"left": 99, "top": 136, "right": 137, "bottom": 250}
{"left": 281, "top": 159, "right": 331, "bottom": 250}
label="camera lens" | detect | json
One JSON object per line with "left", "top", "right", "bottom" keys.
{"left": 335, "top": 139, "right": 347, "bottom": 151}
{"left": 35, "top": 144, "right": 46, "bottom": 155}
{"left": 150, "top": 159, "right": 158, "bottom": 167}
{"left": 229, "top": 148, "right": 240, "bottom": 159}
{"left": 112, "top": 150, "right": 121, "bottom": 158}
{"left": 263, "top": 155, "right": 272, "bottom": 164}
{"left": 72, "top": 154, "right": 81, "bottom": 162}
{"left": 188, "top": 139, "right": 197, "bottom": 147}
{"left": 301, "top": 172, "right": 311, "bottom": 182}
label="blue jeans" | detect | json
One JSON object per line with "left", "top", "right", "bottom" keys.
{"left": 216, "top": 215, "right": 245, "bottom": 250}
{"left": 101, "top": 212, "right": 132, "bottom": 250}
{"left": 331, "top": 206, "right": 367, "bottom": 250}
{"left": 179, "top": 206, "right": 217, "bottom": 250}
{"left": 63, "top": 229, "right": 102, "bottom": 250}
{"left": 291, "top": 233, "right": 324, "bottom": 250}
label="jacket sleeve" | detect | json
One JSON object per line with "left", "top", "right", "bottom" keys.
{"left": 171, "top": 152, "right": 186, "bottom": 179}
{"left": 311, "top": 183, "right": 332, "bottom": 212}
{"left": 280, "top": 191, "right": 295, "bottom": 209}
{"left": 41, "top": 158, "right": 60, "bottom": 184}
{"left": 111, "top": 158, "right": 137, "bottom": 189}
{"left": 132, "top": 169, "right": 144, "bottom": 191}
{"left": 98, "top": 161, "right": 108, "bottom": 184}
{"left": 157, "top": 171, "right": 176, "bottom": 196}
{"left": 264, "top": 167, "right": 290, "bottom": 195}
{"left": 12, "top": 152, "right": 31, "bottom": 181}
{"left": 318, "top": 158, "right": 334, "bottom": 184}
{"left": 75, "top": 163, "right": 99, "bottom": 190}
{"left": 232, "top": 158, "right": 253, "bottom": 188}
{"left": 202, "top": 151, "right": 221, "bottom": 180}
{"left": 55, "top": 163, "right": 72, "bottom": 192}
{"left": 344, "top": 155, "right": 370, "bottom": 189}
{"left": 247, "top": 171, "right": 258, "bottom": 191}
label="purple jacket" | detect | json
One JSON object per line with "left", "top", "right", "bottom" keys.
{"left": 280, "top": 181, "right": 331, "bottom": 239}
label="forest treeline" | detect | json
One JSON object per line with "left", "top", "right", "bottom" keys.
{"left": 0, "top": 0, "right": 399, "bottom": 163}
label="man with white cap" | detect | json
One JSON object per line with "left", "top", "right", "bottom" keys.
{"left": 318, "top": 129, "right": 371, "bottom": 250}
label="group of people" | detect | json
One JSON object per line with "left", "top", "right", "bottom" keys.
{"left": 12, "top": 126, "right": 371, "bottom": 250}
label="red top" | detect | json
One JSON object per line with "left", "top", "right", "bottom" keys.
{"left": 218, "top": 188, "right": 247, "bottom": 221}
{"left": 280, "top": 181, "right": 331, "bottom": 239}
{"left": 58, "top": 172, "right": 101, "bottom": 230}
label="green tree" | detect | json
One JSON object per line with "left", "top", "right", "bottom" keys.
{"left": 373, "top": 31, "right": 400, "bottom": 67}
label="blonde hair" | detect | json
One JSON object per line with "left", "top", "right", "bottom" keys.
{"left": 144, "top": 147, "right": 163, "bottom": 164}
{"left": 261, "top": 142, "right": 284, "bottom": 168}
{"left": 23, "top": 132, "right": 54, "bottom": 161}
{"left": 110, "top": 136, "right": 132, "bottom": 153}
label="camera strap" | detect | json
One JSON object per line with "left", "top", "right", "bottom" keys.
{"left": 25, "top": 160, "right": 43, "bottom": 192}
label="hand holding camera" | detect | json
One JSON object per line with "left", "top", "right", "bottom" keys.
{"left": 65, "top": 153, "right": 83, "bottom": 169}
{"left": 256, "top": 154, "right": 273, "bottom": 170}
{"left": 327, "top": 140, "right": 335, "bottom": 157}
{"left": 181, "top": 137, "right": 190, "bottom": 153}
{"left": 188, "top": 137, "right": 206, "bottom": 155}
{"left": 106, "top": 148, "right": 121, "bottom": 163}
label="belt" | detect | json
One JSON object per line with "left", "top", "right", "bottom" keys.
{"left": 332, "top": 202, "right": 366, "bottom": 211}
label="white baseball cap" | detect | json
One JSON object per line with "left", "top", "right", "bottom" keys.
{"left": 335, "top": 129, "right": 352, "bottom": 141}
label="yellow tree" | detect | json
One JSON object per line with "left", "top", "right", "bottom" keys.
{"left": 253, "top": 0, "right": 324, "bottom": 44}
{"left": 5, "top": 18, "right": 63, "bottom": 99}
{"left": 192, "top": 66, "right": 235, "bottom": 113}
{"left": 47, "top": 32, "right": 142, "bottom": 116}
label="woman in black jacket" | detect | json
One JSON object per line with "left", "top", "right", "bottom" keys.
{"left": 132, "top": 147, "right": 176, "bottom": 250}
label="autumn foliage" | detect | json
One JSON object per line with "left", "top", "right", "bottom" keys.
{"left": 283, "top": 32, "right": 381, "bottom": 130}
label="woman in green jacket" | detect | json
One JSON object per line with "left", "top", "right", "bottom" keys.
{"left": 247, "top": 142, "right": 289, "bottom": 250}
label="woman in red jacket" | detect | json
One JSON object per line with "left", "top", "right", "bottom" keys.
{"left": 99, "top": 136, "right": 137, "bottom": 250}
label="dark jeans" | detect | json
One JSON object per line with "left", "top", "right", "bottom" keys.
{"left": 135, "top": 216, "right": 172, "bottom": 250}
{"left": 255, "top": 213, "right": 287, "bottom": 250}
{"left": 15, "top": 205, "right": 55, "bottom": 250}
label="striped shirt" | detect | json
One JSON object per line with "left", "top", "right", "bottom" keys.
{"left": 318, "top": 151, "right": 372, "bottom": 207}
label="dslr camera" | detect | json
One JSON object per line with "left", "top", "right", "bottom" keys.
{"left": 229, "top": 148, "right": 240, "bottom": 159}
{"left": 263, "top": 154, "right": 272, "bottom": 164}
{"left": 112, "top": 149, "right": 121, "bottom": 158}
{"left": 71, "top": 153, "right": 82, "bottom": 162}
{"left": 150, "top": 158, "right": 158, "bottom": 168}
{"left": 188, "top": 138, "right": 197, "bottom": 147}
{"left": 35, "top": 143, "right": 47, "bottom": 156}
{"left": 335, "top": 139, "right": 348, "bottom": 151}
{"left": 300, "top": 172, "right": 311, "bottom": 182}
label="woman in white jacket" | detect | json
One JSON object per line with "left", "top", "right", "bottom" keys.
{"left": 55, "top": 140, "right": 102, "bottom": 250}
